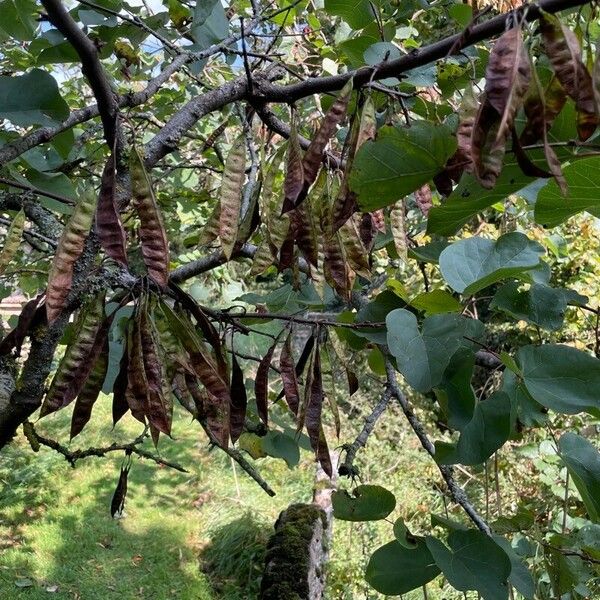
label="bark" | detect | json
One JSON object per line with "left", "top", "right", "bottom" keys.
{"left": 260, "top": 456, "right": 337, "bottom": 600}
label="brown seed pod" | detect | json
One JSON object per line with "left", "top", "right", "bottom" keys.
{"left": 219, "top": 135, "right": 247, "bottom": 260}
{"left": 0, "top": 209, "right": 25, "bottom": 274}
{"left": 41, "top": 292, "right": 105, "bottom": 417}
{"left": 96, "top": 155, "right": 128, "bottom": 266}
{"left": 46, "top": 191, "right": 97, "bottom": 324}
{"left": 130, "top": 146, "right": 169, "bottom": 289}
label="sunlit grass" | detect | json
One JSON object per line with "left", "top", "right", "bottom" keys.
{"left": 0, "top": 389, "right": 447, "bottom": 599}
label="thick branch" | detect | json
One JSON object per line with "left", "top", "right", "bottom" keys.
{"left": 41, "top": 0, "right": 120, "bottom": 150}
{"left": 253, "top": 0, "right": 593, "bottom": 103}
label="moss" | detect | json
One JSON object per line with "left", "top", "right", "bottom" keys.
{"left": 260, "top": 503, "right": 327, "bottom": 600}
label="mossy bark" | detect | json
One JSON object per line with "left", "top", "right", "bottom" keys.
{"left": 260, "top": 503, "right": 329, "bottom": 600}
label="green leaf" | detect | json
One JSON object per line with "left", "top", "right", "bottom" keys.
{"left": 436, "top": 391, "right": 512, "bottom": 466}
{"left": 350, "top": 122, "right": 456, "bottom": 211}
{"left": 365, "top": 538, "right": 440, "bottom": 595}
{"left": 535, "top": 156, "right": 600, "bottom": 227}
{"left": 0, "top": 69, "right": 70, "bottom": 126}
{"left": 558, "top": 432, "right": 600, "bottom": 522}
{"left": 426, "top": 530, "right": 511, "bottom": 600}
{"left": 490, "top": 282, "right": 574, "bottom": 330}
{"left": 517, "top": 345, "right": 600, "bottom": 416}
{"left": 386, "top": 309, "right": 484, "bottom": 392}
{"left": 0, "top": 0, "right": 38, "bottom": 41}
{"left": 332, "top": 485, "right": 395, "bottom": 521}
{"left": 439, "top": 233, "right": 544, "bottom": 295}
{"left": 436, "top": 350, "right": 477, "bottom": 430}
{"left": 492, "top": 535, "right": 535, "bottom": 600}
{"left": 261, "top": 431, "right": 300, "bottom": 468}
{"left": 393, "top": 517, "right": 418, "bottom": 549}
{"left": 427, "top": 163, "right": 535, "bottom": 236}
{"left": 449, "top": 3, "right": 473, "bottom": 27}
{"left": 324, "top": 0, "right": 376, "bottom": 30}
{"left": 410, "top": 289, "right": 462, "bottom": 315}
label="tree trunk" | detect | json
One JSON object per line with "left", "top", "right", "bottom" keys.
{"left": 260, "top": 456, "right": 337, "bottom": 600}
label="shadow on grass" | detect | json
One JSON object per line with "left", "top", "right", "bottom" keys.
{"left": 199, "top": 515, "right": 271, "bottom": 600}
{"left": 0, "top": 439, "right": 212, "bottom": 599}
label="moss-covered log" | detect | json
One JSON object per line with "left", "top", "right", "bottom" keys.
{"left": 260, "top": 503, "right": 329, "bottom": 600}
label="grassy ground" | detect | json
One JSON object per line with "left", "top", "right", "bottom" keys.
{"left": 0, "top": 391, "right": 447, "bottom": 600}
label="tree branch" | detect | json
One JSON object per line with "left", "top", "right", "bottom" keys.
{"left": 385, "top": 360, "right": 491, "bottom": 534}
{"left": 252, "top": 0, "right": 593, "bottom": 103}
{"left": 41, "top": 0, "right": 121, "bottom": 151}
{"left": 24, "top": 422, "right": 188, "bottom": 472}
{"left": 338, "top": 387, "right": 393, "bottom": 477}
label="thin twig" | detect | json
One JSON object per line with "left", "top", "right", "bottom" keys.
{"left": 24, "top": 422, "right": 188, "bottom": 473}
{"left": 338, "top": 388, "right": 393, "bottom": 477}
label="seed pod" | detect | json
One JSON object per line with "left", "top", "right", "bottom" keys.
{"left": 0, "top": 292, "right": 44, "bottom": 357}
{"left": 339, "top": 216, "right": 370, "bottom": 279}
{"left": 293, "top": 202, "right": 318, "bottom": 268}
{"left": 46, "top": 191, "right": 96, "bottom": 324}
{"left": 130, "top": 146, "right": 169, "bottom": 289}
{"left": 0, "top": 209, "right": 25, "bottom": 274}
{"left": 219, "top": 135, "right": 247, "bottom": 260}
{"left": 324, "top": 231, "right": 353, "bottom": 301}
{"left": 471, "top": 97, "right": 505, "bottom": 189}
{"left": 23, "top": 421, "right": 40, "bottom": 452}
{"left": 279, "top": 332, "right": 300, "bottom": 417}
{"left": 390, "top": 200, "right": 408, "bottom": 261}
{"left": 485, "top": 27, "right": 531, "bottom": 145}
{"left": 96, "top": 155, "right": 128, "bottom": 266}
{"left": 292, "top": 78, "right": 353, "bottom": 211}
{"left": 70, "top": 334, "right": 109, "bottom": 439}
{"left": 230, "top": 352, "right": 247, "bottom": 444}
{"left": 198, "top": 200, "right": 221, "bottom": 246}
{"left": 126, "top": 310, "right": 149, "bottom": 425}
{"left": 250, "top": 235, "right": 275, "bottom": 275}
{"left": 305, "top": 344, "right": 332, "bottom": 477}
{"left": 540, "top": 13, "right": 598, "bottom": 140}
{"left": 255, "top": 338, "right": 278, "bottom": 427}
{"left": 41, "top": 292, "right": 105, "bottom": 417}
{"left": 282, "top": 112, "right": 305, "bottom": 213}
{"left": 139, "top": 299, "right": 172, "bottom": 435}
{"left": 112, "top": 332, "right": 131, "bottom": 426}
{"left": 110, "top": 458, "right": 131, "bottom": 518}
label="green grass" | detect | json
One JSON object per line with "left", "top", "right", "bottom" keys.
{"left": 0, "top": 392, "right": 446, "bottom": 600}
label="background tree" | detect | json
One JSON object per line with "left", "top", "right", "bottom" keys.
{"left": 1, "top": 0, "right": 600, "bottom": 597}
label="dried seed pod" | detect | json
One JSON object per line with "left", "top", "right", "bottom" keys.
{"left": 219, "top": 135, "right": 247, "bottom": 260}
{"left": 471, "top": 97, "right": 505, "bottom": 189}
{"left": 305, "top": 344, "right": 332, "bottom": 477}
{"left": 282, "top": 112, "right": 305, "bottom": 213}
{"left": 485, "top": 27, "right": 531, "bottom": 144}
{"left": 390, "top": 200, "right": 408, "bottom": 261}
{"left": 46, "top": 191, "right": 96, "bottom": 324}
{"left": 324, "top": 232, "right": 354, "bottom": 301}
{"left": 96, "top": 155, "right": 128, "bottom": 266}
{"left": 0, "top": 209, "right": 25, "bottom": 274}
{"left": 250, "top": 235, "right": 275, "bottom": 275}
{"left": 540, "top": 13, "right": 598, "bottom": 140}
{"left": 198, "top": 200, "right": 221, "bottom": 246}
{"left": 255, "top": 338, "right": 278, "bottom": 427}
{"left": 130, "top": 146, "right": 169, "bottom": 289}
{"left": 70, "top": 335, "right": 109, "bottom": 439}
{"left": 112, "top": 332, "right": 131, "bottom": 426}
{"left": 279, "top": 332, "right": 300, "bottom": 417}
{"left": 41, "top": 292, "right": 105, "bottom": 416}
{"left": 339, "top": 216, "right": 370, "bottom": 278}
{"left": 0, "top": 292, "right": 44, "bottom": 356}
{"left": 290, "top": 78, "right": 353, "bottom": 211}
{"left": 230, "top": 352, "right": 247, "bottom": 444}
